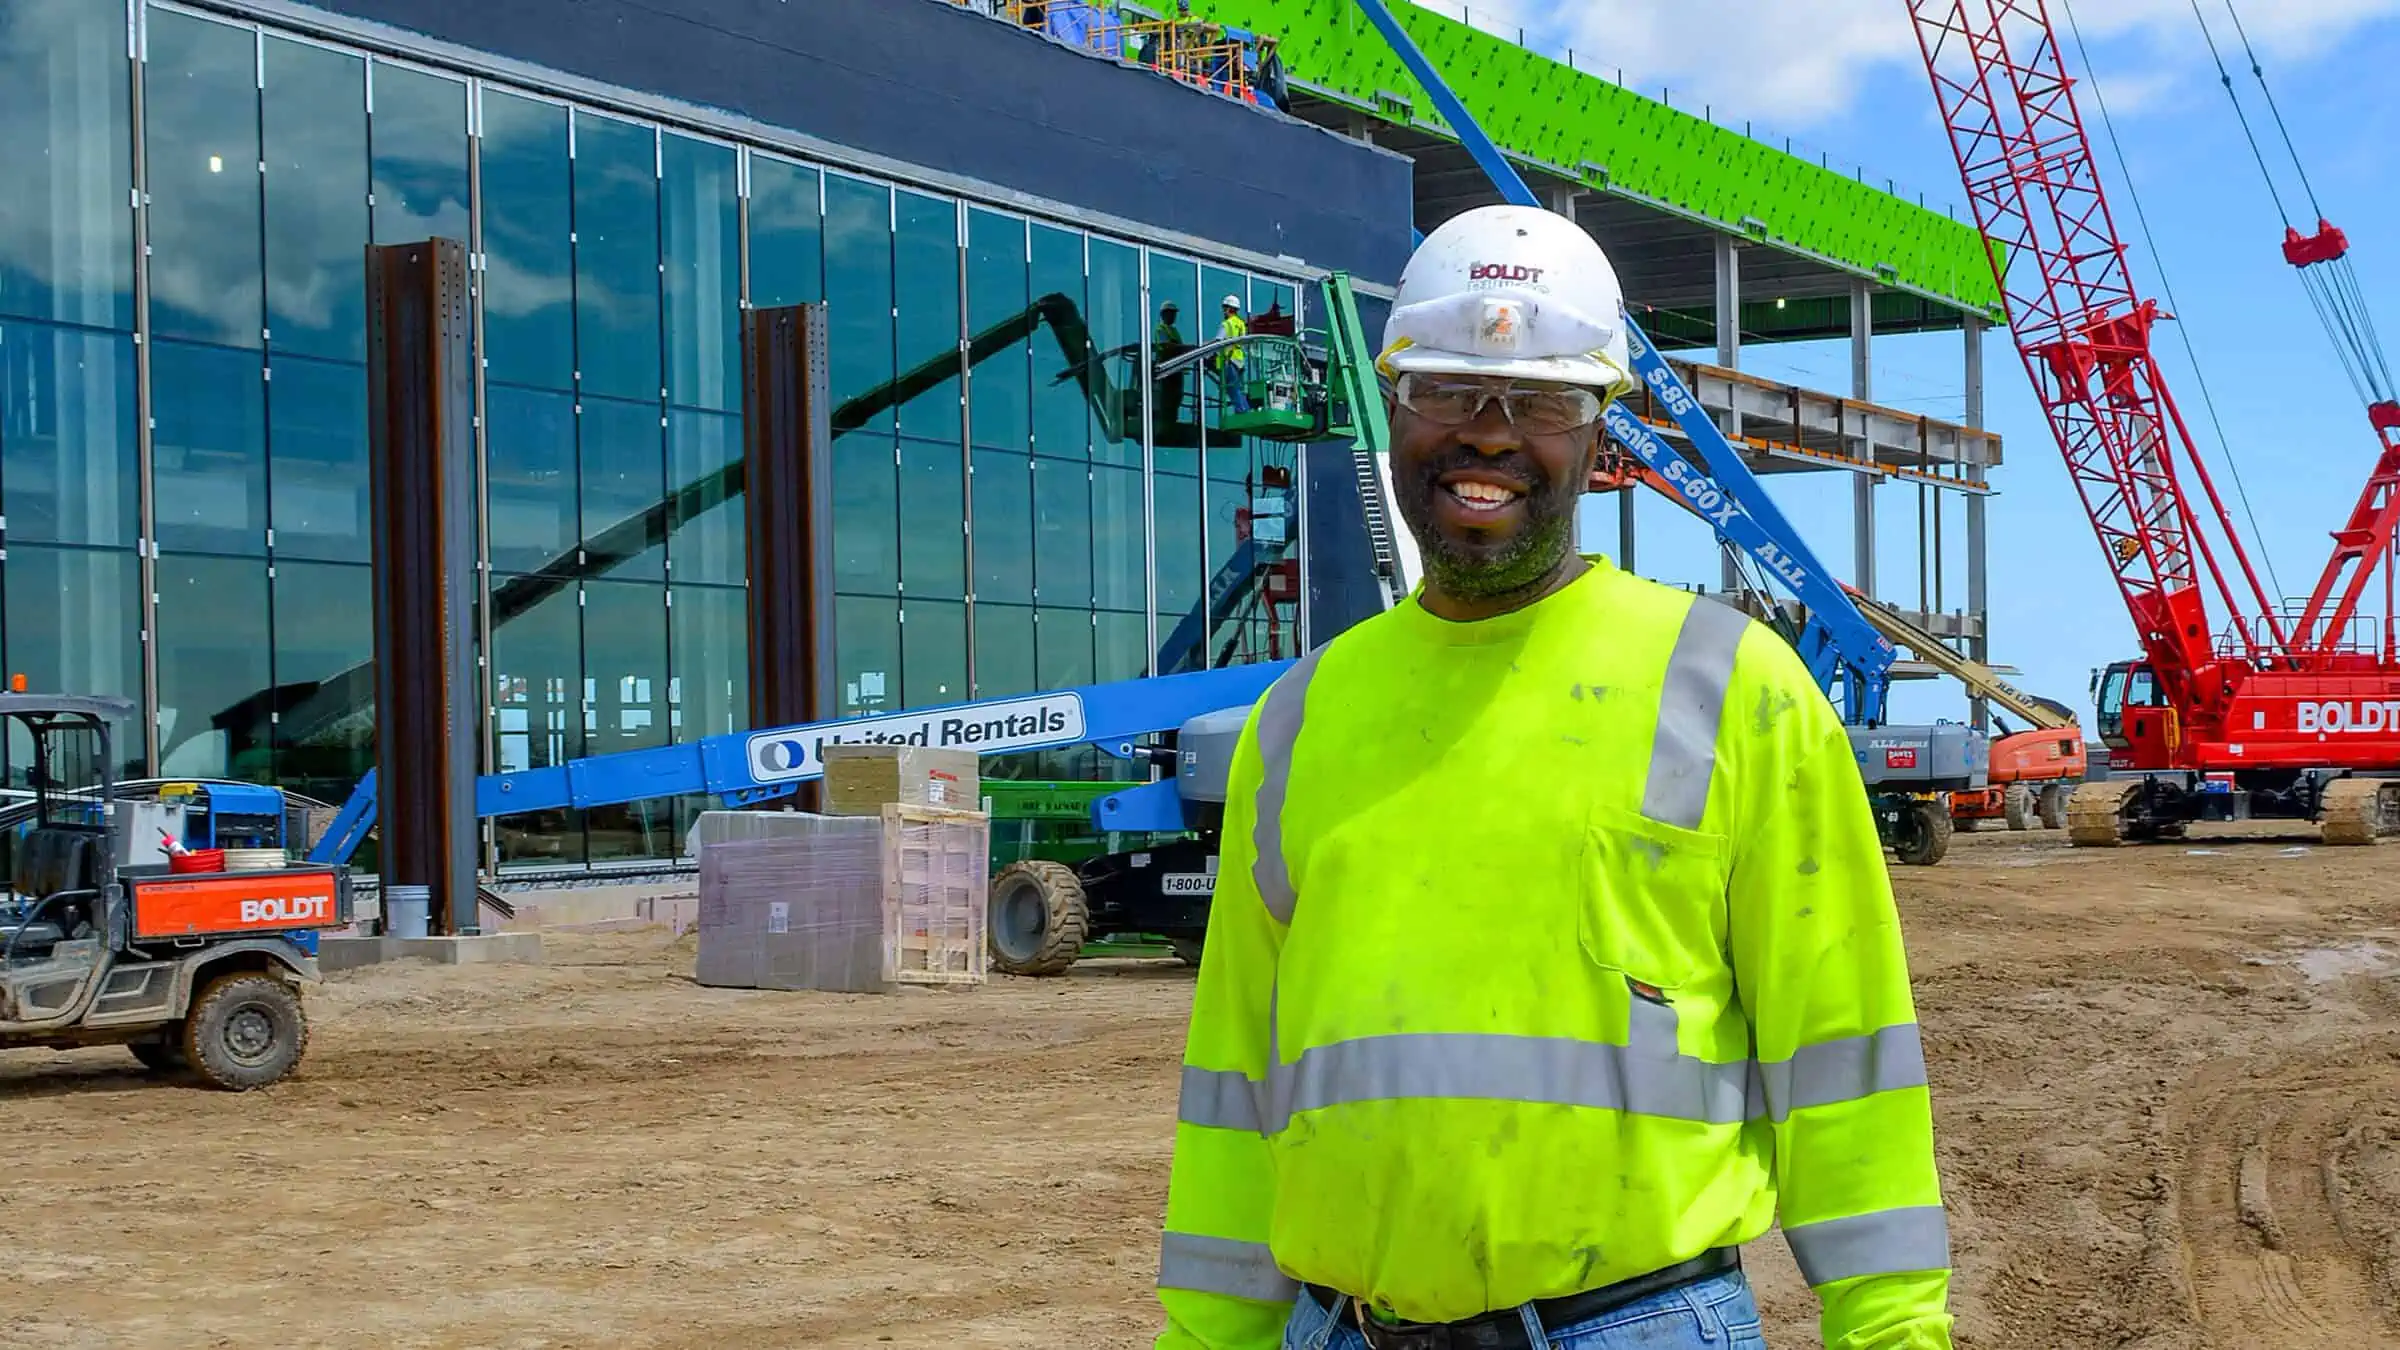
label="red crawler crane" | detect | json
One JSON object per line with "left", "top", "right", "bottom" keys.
{"left": 1905, "top": 0, "right": 2400, "bottom": 845}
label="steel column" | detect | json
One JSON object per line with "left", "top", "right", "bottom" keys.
{"left": 1851, "top": 278, "right": 1877, "bottom": 598}
{"left": 741, "top": 302, "right": 834, "bottom": 803}
{"left": 364, "top": 239, "right": 481, "bottom": 935}
{"left": 1717, "top": 234, "right": 1743, "bottom": 593}
{"left": 1965, "top": 314, "right": 1989, "bottom": 730}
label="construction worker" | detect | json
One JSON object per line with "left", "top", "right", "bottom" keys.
{"left": 1216, "top": 294, "right": 1253, "bottom": 415}
{"left": 1152, "top": 203, "right": 1953, "bottom": 1350}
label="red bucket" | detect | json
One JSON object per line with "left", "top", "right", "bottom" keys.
{"left": 169, "top": 847, "right": 226, "bottom": 874}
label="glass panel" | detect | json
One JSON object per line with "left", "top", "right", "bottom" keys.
{"left": 970, "top": 449, "right": 1033, "bottom": 605}
{"left": 966, "top": 209, "right": 1028, "bottom": 451}
{"left": 583, "top": 580, "right": 670, "bottom": 862}
{"left": 823, "top": 174, "right": 893, "bottom": 432}
{"left": 1091, "top": 462, "right": 1145, "bottom": 613}
{"left": 267, "top": 353, "right": 369, "bottom": 562}
{"left": 0, "top": 0, "right": 134, "bottom": 329}
{"left": 667, "top": 408, "right": 742, "bottom": 585}
{"left": 480, "top": 90, "right": 573, "bottom": 392}
{"left": 974, "top": 602, "right": 1035, "bottom": 700}
{"left": 900, "top": 437, "right": 964, "bottom": 601}
{"left": 1152, "top": 470, "right": 1203, "bottom": 642}
{"left": 153, "top": 339, "right": 266, "bottom": 556}
{"left": 1088, "top": 238, "right": 1141, "bottom": 467}
{"left": 1, "top": 545, "right": 144, "bottom": 772}
{"left": 156, "top": 554, "right": 273, "bottom": 781}
{"left": 1097, "top": 611, "right": 1148, "bottom": 684}
{"left": 0, "top": 321, "right": 137, "bottom": 547}
{"left": 572, "top": 111, "right": 661, "bottom": 403}
{"left": 263, "top": 37, "right": 367, "bottom": 362}
{"left": 368, "top": 62, "right": 470, "bottom": 245}
{"left": 904, "top": 598, "right": 967, "bottom": 707}
{"left": 662, "top": 134, "right": 738, "bottom": 412}
{"left": 1036, "top": 608, "right": 1093, "bottom": 691}
{"left": 1148, "top": 253, "right": 1201, "bottom": 447}
{"left": 271, "top": 559, "right": 374, "bottom": 802}
{"left": 485, "top": 384, "right": 577, "bottom": 574}
{"left": 833, "top": 435, "right": 898, "bottom": 595}
{"left": 146, "top": 11, "right": 261, "bottom": 349}
{"left": 835, "top": 595, "right": 900, "bottom": 718}
{"left": 671, "top": 584, "right": 747, "bottom": 741}
{"left": 1028, "top": 223, "right": 1085, "bottom": 459}
{"left": 748, "top": 155, "right": 822, "bottom": 309}
{"left": 579, "top": 396, "right": 666, "bottom": 581}
{"left": 491, "top": 575, "right": 583, "bottom": 867}
{"left": 1032, "top": 455, "right": 1091, "bottom": 608}
{"left": 893, "top": 190, "right": 961, "bottom": 443}
{"left": 1202, "top": 265, "right": 1250, "bottom": 428}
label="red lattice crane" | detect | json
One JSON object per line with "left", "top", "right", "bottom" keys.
{"left": 1905, "top": 0, "right": 2400, "bottom": 845}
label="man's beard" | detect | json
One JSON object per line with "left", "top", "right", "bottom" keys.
{"left": 1393, "top": 447, "right": 1583, "bottom": 603}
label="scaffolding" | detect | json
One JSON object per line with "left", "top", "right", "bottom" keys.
{"left": 949, "top": 0, "right": 1266, "bottom": 105}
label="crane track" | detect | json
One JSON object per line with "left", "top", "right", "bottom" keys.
{"left": 2067, "top": 779, "right": 2137, "bottom": 847}
{"left": 2319, "top": 778, "right": 2400, "bottom": 847}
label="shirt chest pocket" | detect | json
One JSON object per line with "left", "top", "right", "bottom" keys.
{"left": 1575, "top": 803, "right": 1733, "bottom": 993}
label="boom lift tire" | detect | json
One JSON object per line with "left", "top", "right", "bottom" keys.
{"left": 987, "top": 860, "right": 1089, "bottom": 977}
{"left": 2320, "top": 777, "right": 2400, "bottom": 847}
{"left": 1894, "top": 798, "right": 1953, "bottom": 866}
{"left": 2067, "top": 780, "right": 2137, "bottom": 848}
{"left": 2038, "top": 783, "right": 2069, "bottom": 830}
{"left": 128, "top": 1037, "right": 187, "bottom": 1074}
{"left": 1169, "top": 937, "right": 1206, "bottom": 967}
{"left": 179, "top": 970, "right": 309, "bottom": 1092}
{"left": 2003, "top": 782, "right": 2034, "bottom": 831}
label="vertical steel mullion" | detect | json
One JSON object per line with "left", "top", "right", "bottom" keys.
{"left": 1139, "top": 246, "right": 1157, "bottom": 679}
{"left": 1294, "top": 276, "right": 1310, "bottom": 655}
{"left": 466, "top": 76, "right": 499, "bottom": 877}
{"left": 565, "top": 104, "right": 590, "bottom": 867}
{"left": 130, "top": 0, "right": 161, "bottom": 777}
{"left": 254, "top": 24, "right": 279, "bottom": 781}
{"left": 955, "top": 196, "right": 975, "bottom": 697}
{"left": 733, "top": 143, "right": 751, "bottom": 740}
{"left": 650, "top": 124, "right": 668, "bottom": 783}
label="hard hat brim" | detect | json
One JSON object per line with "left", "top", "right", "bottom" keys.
{"left": 1380, "top": 344, "right": 1633, "bottom": 396}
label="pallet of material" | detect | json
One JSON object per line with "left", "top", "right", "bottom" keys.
{"left": 880, "top": 803, "right": 989, "bottom": 988}
{"left": 821, "top": 744, "right": 980, "bottom": 816}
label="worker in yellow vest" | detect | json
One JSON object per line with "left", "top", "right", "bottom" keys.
{"left": 1152, "top": 203, "right": 1955, "bottom": 1350}
{"left": 1217, "top": 294, "right": 1253, "bottom": 415}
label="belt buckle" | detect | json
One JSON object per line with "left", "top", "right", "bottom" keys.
{"left": 1352, "top": 1298, "right": 1460, "bottom": 1350}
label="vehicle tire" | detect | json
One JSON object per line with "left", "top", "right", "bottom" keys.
{"left": 1169, "top": 936, "right": 1205, "bottom": 967}
{"left": 1895, "top": 798, "right": 1953, "bottom": 867}
{"left": 180, "top": 971, "right": 309, "bottom": 1092}
{"left": 2038, "top": 783, "right": 2070, "bottom": 830}
{"left": 987, "top": 860, "right": 1088, "bottom": 977}
{"left": 128, "top": 1037, "right": 187, "bottom": 1074}
{"left": 2003, "top": 782, "right": 2034, "bottom": 831}
{"left": 1954, "top": 815, "right": 1982, "bottom": 833}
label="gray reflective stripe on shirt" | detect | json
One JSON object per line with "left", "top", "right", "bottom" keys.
{"left": 1250, "top": 647, "right": 1324, "bottom": 926}
{"left": 1158, "top": 1230, "right": 1301, "bottom": 1303}
{"left": 1755, "top": 1023, "right": 1928, "bottom": 1123}
{"left": 1641, "top": 596, "right": 1753, "bottom": 831}
{"left": 1783, "top": 1205, "right": 1952, "bottom": 1286}
{"left": 1177, "top": 1064, "right": 1265, "bottom": 1133}
{"left": 1261, "top": 1030, "right": 1755, "bottom": 1133}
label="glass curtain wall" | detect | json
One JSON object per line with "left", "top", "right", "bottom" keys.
{"left": 10, "top": 0, "right": 1305, "bottom": 869}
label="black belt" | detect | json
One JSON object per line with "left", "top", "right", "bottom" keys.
{"left": 1304, "top": 1247, "right": 1740, "bottom": 1350}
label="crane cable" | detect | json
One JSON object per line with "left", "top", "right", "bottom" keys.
{"left": 2195, "top": 0, "right": 2395, "bottom": 406}
{"left": 2057, "top": 0, "right": 2285, "bottom": 603}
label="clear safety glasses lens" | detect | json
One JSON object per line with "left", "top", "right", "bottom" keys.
{"left": 1395, "top": 374, "right": 1603, "bottom": 433}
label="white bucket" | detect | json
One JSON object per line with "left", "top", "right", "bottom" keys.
{"left": 384, "top": 884, "right": 432, "bottom": 939}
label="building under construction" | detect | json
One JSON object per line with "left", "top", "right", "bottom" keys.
{"left": 0, "top": 0, "right": 2000, "bottom": 873}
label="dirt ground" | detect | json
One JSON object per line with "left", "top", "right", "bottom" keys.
{"left": 4, "top": 824, "right": 2398, "bottom": 1350}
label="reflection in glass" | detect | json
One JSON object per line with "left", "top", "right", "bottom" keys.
{"left": 156, "top": 555, "right": 272, "bottom": 781}
{"left": 1088, "top": 238, "right": 1142, "bottom": 466}
{"left": 369, "top": 63, "right": 470, "bottom": 245}
{"left": 480, "top": 91, "right": 573, "bottom": 391}
{"left": 573, "top": 112, "right": 662, "bottom": 403}
{"left": 1153, "top": 469, "right": 1203, "bottom": 638}
{"left": 966, "top": 210, "right": 1029, "bottom": 450}
{"left": 1148, "top": 254, "right": 1201, "bottom": 438}
{"left": 894, "top": 190, "right": 961, "bottom": 442}
{"left": 263, "top": 37, "right": 367, "bottom": 362}
{"left": 900, "top": 438, "right": 965, "bottom": 601}
{"left": 153, "top": 340, "right": 266, "bottom": 557}
{"left": 904, "top": 600, "right": 968, "bottom": 707}
{"left": 1029, "top": 224, "right": 1085, "bottom": 459}
{"left": 971, "top": 450, "right": 1033, "bottom": 604}
{"left": 835, "top": 597, "right": 901, "bottom": 719}
{"left": 834, "top": 436, "right": 898, "bottom": 595}
{"left": 1032, "top": 456, "right": 1092, "bottom": 607}
{"left": 824, "top": 174, "right": 894, "bottom": 430}
{"left": 974, "top": 602, "right": 1036, "bottom": 699}
{"left": 1, "top": 545, "right": 143, "bottom": 772}
{"left": 583, "top": 581, "right": 671, "bottom": 862}
{"left": 491, "top": 578, "right": 584, "bottom": 867}
{"left": 1091, "top": 463, "right": 1145, "bottom": 612}
{"left": 146, "top": 11, "right": 262, "bottom": 349}
{"left": 268, "top": 355, "right": 369, "bottom": 562}
{"left": 1037, "top": 608, "right": 1094, "bottom": 690}
{"left": 579, "top": 397, "right": 667, "bottom": 581}
{"left": 671, "top": 584, "right": 747, "bottom": 740}
{"left": 484, "top": 385, "right": 577, "bottom": 574}
{"left": 0, "top": 0, "right": 134, "bottom": 329}
{"left": 749, "top": 155, "right": 823, "bottom": 309}
{"left": 271, "top": 560, "right": 374, "bottom": 801}
{"left": 0, "top": 322, "right": 138, "bottom": 548}
{"left": 1097, "top": 611, "right": 1148, "bottom": 684}
{"left": 667, "top": 410, "right": 743, "bottom": 585}
{"left": 663, "top": 135, "right": 740, "bottom": 412}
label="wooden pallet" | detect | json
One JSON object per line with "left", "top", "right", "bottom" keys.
{"left": 880, "top": 803, "right": 990, "bottom": 987}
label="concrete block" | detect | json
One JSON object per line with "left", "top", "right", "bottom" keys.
{"left": 316, "top": 932, "right": 545, "bottom": 971}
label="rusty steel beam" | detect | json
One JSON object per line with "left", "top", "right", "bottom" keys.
{"left": 365, "top": 239, "right": 479, "bottom": 935}
{"left": 741, "top": 302, "right": 835, "bottom": 808}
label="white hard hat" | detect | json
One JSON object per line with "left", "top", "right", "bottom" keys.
{"left": 1377, "top": 204, "right": 1636, "bottom": 398}
{"left": 1221, "top": 294, "right": 1243, "bottom": 309}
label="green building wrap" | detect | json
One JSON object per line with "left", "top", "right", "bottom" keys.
{"left": 1184, "top": 0, "right": 2006, "bottom": 321}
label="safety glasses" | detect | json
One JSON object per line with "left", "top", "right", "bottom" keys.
{"left": 1393, "top": 373, "right": 1606, "bottom": 434}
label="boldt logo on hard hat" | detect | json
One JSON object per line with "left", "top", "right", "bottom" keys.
{"left": 1469, "top": 263, "right": 1546, "bottom": 283}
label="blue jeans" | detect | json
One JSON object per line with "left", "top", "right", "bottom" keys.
{"left": 1280, "top": 1268, "right": 1767, "bottom": 1350}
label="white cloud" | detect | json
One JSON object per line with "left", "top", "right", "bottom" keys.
{"left": 1413, "top": 0, "right": 2400, "bottom": 128}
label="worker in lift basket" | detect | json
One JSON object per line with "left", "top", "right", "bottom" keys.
{"left": 1151, "top": 203, "right": 1954, "bottom": 1350}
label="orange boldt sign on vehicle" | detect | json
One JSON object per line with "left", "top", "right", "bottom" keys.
{"left": 132, "top": 870, "right": 343, "bottom": 941}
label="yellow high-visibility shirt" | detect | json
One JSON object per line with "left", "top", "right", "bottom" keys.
{"left": 1154, "top": 556, "right": 1954, "bottom": 1350}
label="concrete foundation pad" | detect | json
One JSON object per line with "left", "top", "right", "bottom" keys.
{"left": 318, "top": 933, "right": 546, "bottom": 973}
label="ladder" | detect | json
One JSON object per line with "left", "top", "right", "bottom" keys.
{"left": 1317, "top": 271, "right": 1413, "bottom": 607}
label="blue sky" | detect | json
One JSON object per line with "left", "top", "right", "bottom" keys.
{"left": 1411, "top": 0, "right": 2400, "bottom": 726}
